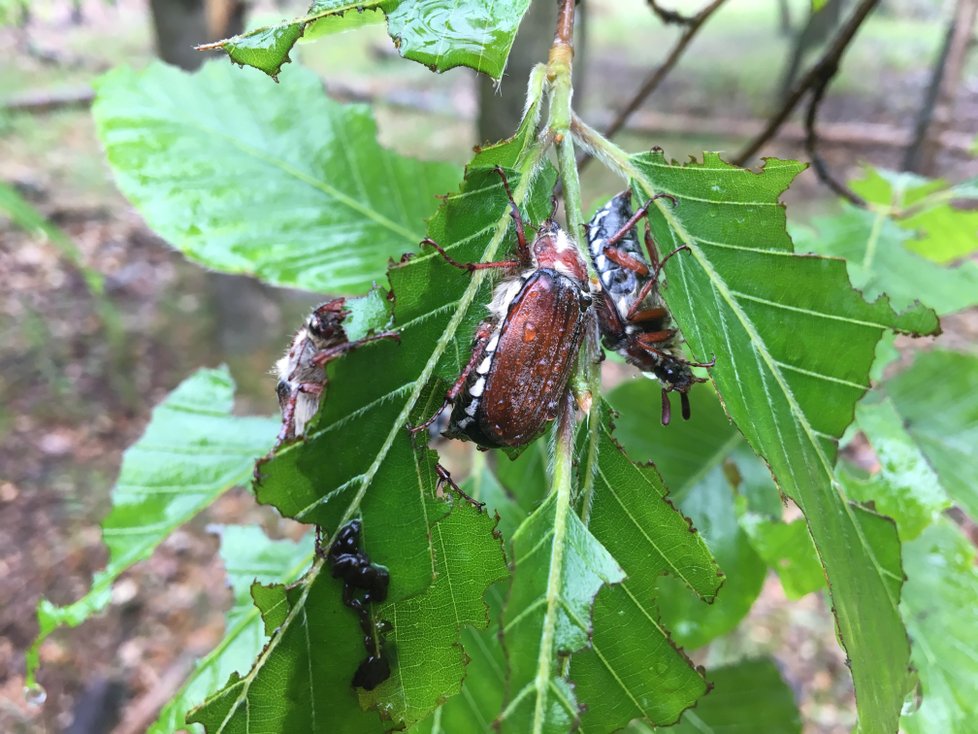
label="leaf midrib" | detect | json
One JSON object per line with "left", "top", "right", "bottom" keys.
{"left": 129, "top": 100, "right": 419, "bottom": 243}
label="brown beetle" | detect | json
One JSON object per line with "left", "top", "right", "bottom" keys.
{"left": 412, "top": 168, "right": 594, "bottom": 449}
{"left": 586, "top": 191, "right": 714, "bottom": 424}
{"left": 275, "top": 299, "right": 397, "bottom": 445}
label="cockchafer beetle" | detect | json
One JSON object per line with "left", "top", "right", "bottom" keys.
{"left": 410, "top": 167, "right": 595, "bottom": 450}
{"left": 586, "top": 191, "right": 714, "bottom": 425}
{"left": 274, "top": 298, "right": 398, "bottom": 445}
{"left": 318, "top": 520, "right": 393, "bottom": 690}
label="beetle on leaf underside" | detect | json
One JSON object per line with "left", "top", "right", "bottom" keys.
{"left": 586, "top": 190, "right": 715, "bottom": 424}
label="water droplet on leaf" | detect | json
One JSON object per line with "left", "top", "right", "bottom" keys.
{"left": 24, "top": 684, "right": 46, "bottom": 706}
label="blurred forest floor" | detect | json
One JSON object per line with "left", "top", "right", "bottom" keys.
{"left": 1, "top": 1, "right": 976, "bottom": 732}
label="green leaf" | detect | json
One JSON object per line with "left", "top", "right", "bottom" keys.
{"left": 408, "top": 582, "right": 509, "bottom": 733}
{"left": 253, "top": 155, "right": 556, "bottom": 595}
{"left": 465, "top": 452, "right": 530, "bottom": 542}
{"left": 93, "top": 60, "right": 460, "bottom": 295}
{"left": 793, "top": 205, "right": 978, "bottom": 316}
{"left": 497, "top": 490, "right": 625, "bottom": 733}
{"left": 885, "top": 350, "right": 978, "bottom": 521}
{"left": 842, "top": 396, "right": 950, "bottom": 540}
{"left": 360, "top": 505, "right": 509, "bottom": 724}
{"left": 204, "top": 0, "right": 533, "bottom": 80}
{"left": 630, "top": 150, "right": 936, "bottom": 734}
{"left": 901, "top": 520, "right": 978, "bottom": 734}
{"left": 608, "top": 380, "right": 741, "bottom": 503}
{"left": 607, "top": 380, "right": 765, "bottom": 648}
{"left": 738, "top": 515, "right": 824, "bottom": 600}
{"left": 191, "top": 502, "right": 506, "bottom": 731}
{"left": 408, "top": 458, "right": 528, "bottom": 733}
{"left": 213, "top": 23, "right": 305, "bottom": 78}
{"left": 25, "top": 368, "right": 276, "bottom": 688}
{"left": 626, "top": 658, "right": 802, "bottom": 734}
{"left": 190, "top": 561, "right": 387, "bottom": 733}
{"left": 198, "top": 134, "right": 555, "bottom": 728}
{"left": 569, "top": 412, "right": 722, "bottom": 730}
{"left": 149, "top": 527, "right": 314, "bottom": 734}
{"left": 850, "top": 167, "right": 978, "bottom": 265}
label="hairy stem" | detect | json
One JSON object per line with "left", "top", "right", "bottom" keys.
{"left": 547, "top": 0, "right": 585, "bottom": 240}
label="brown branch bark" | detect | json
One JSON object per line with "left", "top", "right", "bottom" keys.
{"left": 804, "top": 69, "right": 866, "bottom": 207}
{"left": 647, "top": 0, "right": 695, "bottom": 26}
{"left": 553, "top": 0, "right": 576, "bottom": 52}
{"left": 732, "top": 0, "right": 880, "bottom": 166}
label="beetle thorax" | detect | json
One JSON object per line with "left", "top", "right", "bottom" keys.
{"left": 532, "top": 221, "right": 588, "bottom": 283}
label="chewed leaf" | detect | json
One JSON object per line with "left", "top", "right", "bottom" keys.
{"left": 190, "top": 501, "right": 506, "bottom": 732}
{"left": 630, "top": 150, "right": 937, "bottom": 734}
{"left": 194, "top": 132, "right": 551, "bottom": 731}
{"left": 149, "top": 527, "right": 314, "bottom": 733}
{"left": 202, "top": 0, "right": 533, "bottom": 80}
{"left": 570, "top": 412, "right": 721, "bottom": 730}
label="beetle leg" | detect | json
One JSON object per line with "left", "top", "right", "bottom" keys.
{"left": 602, "top": 246, "right": 651, "bottom": 276}
{"left": 409, "top": 323, "right": 494, "bottom": 434}
{"left": 640, "top": 343, "right": 715, "bottom": 372}
{"left": 434, "top": 463, "right": 485, "bottom": 509}
{"left": 636, "top": 329, "right": 677, "bottom": 346}
{"left": 604, "top": 192, "right": 677, "bottom": 247}
{"left": 276, "top": 390, "right": 299, "bottom": 444}
{"left": 310, "top": 330, "right": 399, "bottom": 367}
{"left": 493, "top": 166, "right": 532, "bottom": 265}
{"left": 628, "top": 306, "right": 670, "bottom": 325}
{"left": 420, "top": 238, "right": 520, "bottom": 272}
{"left": 646, "top": 239, "right": 692, "bottom": 286}
{"left": 623, "top": 244, "right": 691, "bottom": 321}
{"left": 661, "top": 388, "right": 672, "bottom": 426}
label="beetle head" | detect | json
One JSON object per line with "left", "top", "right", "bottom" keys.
{"left": 307, "top": 299, "right": 348, "bottom": 345}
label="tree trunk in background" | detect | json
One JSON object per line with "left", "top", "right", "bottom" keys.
{"left": 477, "top": 1, "right": 558, "bottom": 145}
{"left": 777, "top": 0, "right": 844, "bottom": 97}
{"left": 148, "top": 0, "right": 245, "bottom": 71}
{"left": 903, "top": 0, "right": 978, "bottom": 174}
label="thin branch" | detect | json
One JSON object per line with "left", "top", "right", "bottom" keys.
{"left": 579, "top": 0, "right": 726, "bottom": 173}
{"left": 647, "top": 0, "right": 695, "bottom": 26}
{"left": 553, "top": 0, "right": 576, "bottom": 52}
{"left": 804, "top": 64, "right": 867, "bottom": 207}
{"left": 733, "top": 0, "right": 880, "bottom": 166}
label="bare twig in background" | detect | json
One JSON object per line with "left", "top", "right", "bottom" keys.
{"left": 579, "top": 0, "right": 726, "bottom": 173}
{"left": 733, "top": 0, "right": 880, "bottom": 166}
{"left": 903, "top": 0, "right": 978, "bottom": 174}
{"left": 804, "top": 66, "right": 867, "bottom": 207}
{"left": 646, "top": 0, "right": 695, "bottom": 26}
